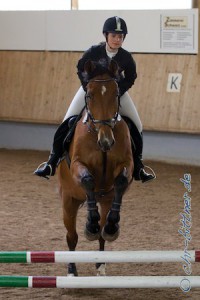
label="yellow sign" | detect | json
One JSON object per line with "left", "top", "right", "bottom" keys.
{"left": 163, "top": 16, "right": 188, "bottom": 29}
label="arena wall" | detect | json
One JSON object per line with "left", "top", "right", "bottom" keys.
{"left": 0, "top": 51, "right": 199, "bottom": 133}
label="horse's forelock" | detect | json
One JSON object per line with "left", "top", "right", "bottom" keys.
{"left": 83, "top": 59, "right": 119, "bottom": 83}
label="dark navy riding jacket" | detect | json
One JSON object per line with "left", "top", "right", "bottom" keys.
{"left": 77, "top": 42, "right": 137, "bottom": 96}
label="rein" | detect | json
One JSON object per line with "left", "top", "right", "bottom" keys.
{"left": 83, "top": 78, "right": 121, "bottom": 129}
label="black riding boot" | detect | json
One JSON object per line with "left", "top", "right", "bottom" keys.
{"left": 34, "top": 116, "right": 78, "bottom": 179}
{"left": 123, "top": 116, "right": 156, "bottom": 183}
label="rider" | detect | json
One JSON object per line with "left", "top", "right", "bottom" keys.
{"left": 34, "top": 16, "right": 156, "bottom": 183}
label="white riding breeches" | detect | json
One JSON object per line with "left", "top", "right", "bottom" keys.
{"left": 119, "top": 91, "right": 142, "bottom": 133}
{"left": 63, "top": 86, "right": 142, "bottom": 133}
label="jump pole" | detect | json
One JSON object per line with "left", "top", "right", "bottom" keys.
{"left": 0, "top": 250, "right": 200, "bottom": 263}
{"left": 0, "top": 275, "right": 200, "bottom": 289}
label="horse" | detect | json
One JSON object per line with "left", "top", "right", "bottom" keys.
{"left": 57, "top": 59, "right": 134, "bottom": 276}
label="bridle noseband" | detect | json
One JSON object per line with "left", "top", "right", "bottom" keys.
{"left": 83, "top": 78, "right": 121, "bottom": 130}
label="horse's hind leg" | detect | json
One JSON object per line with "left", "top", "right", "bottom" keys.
{"left": 95, "top": 199, "right": 111, "bottom": 276}
{"left": 102, "top": 168, "right": 129, "bottom": 242}
{"left": 96, "top": 236, "right": 106, "bottom": 276}
{"left": 63, "top": 196, "right": 80, "bottom": 276}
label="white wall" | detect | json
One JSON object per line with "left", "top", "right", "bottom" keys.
{"left": 1, "top": 121, "right": 200, "bottom": 166}
{"left": 0, "top": 9, "right": 198, "bottom": 53}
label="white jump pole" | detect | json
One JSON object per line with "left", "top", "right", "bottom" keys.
{"left": 55, "top": 276, "right": 200, "bottom": 290}
{"left": 0, "top": 275, "right": 200, "bottom": 290}
{"left": 0, "top": 250, "right": 199, "bottom": 263}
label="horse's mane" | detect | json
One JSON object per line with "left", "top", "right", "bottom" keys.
{"left": 82, "top": 58, "right": 120, "bottom": 83}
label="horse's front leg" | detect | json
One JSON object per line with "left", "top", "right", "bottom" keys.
{"left": 102, "top": 167, "right": 129, "bottom": 242}
{"left": 71, "top": 161, "right": 101, "bottom": 241}
{"left": 84, "top": 185, "right": 101, "bottom": 241}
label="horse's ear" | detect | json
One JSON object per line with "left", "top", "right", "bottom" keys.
{"left": 84, "top": 60, "right": 96, "bottom": 75}
{"left": 108, "top": 60, "right": 119, "bottom": 77}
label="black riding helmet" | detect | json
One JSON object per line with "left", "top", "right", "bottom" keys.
{"left": 103, "top": 16, "right": 128, "bottom": 38}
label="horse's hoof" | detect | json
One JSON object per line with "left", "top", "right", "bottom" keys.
{"left": 84, "top": 227, "right": 101, "bottom": 241}
{"left": 96, "top": 263, "right": 106, "bottom": 276}
{"left": 67, "top": 273, "right": 75, "bottom": 277}
{"left": 101, "top": 226, "right": 120, "bottom": 242}
{"left": 68, "top": 263, "right": 78, "bottom": 276}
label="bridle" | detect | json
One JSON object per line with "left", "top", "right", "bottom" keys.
{"left": 83, "top": 78, "right": 121, "bottom": 130}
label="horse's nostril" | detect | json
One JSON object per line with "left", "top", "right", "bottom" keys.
{"left": 111, "top": 139, "right": 115, "bottom": 147}
{"left": 98, "top": 138, "right": 115, "bottom": 152}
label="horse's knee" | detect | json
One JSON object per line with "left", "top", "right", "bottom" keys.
{"left": 81, "top": 174, "right": 95, "bottom": 191}
{"left": 115, "top": 170, "right": 129, "bottom": 193}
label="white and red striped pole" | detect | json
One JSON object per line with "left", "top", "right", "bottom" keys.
{"left": 0, "top": 250, "right": 200, "bottom": 264}
{"left": 0, "top": 275, "right": 200, "bottom": 289}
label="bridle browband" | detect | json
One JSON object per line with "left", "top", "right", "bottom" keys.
{"left": 83, "top": 78, "right": 121, "bottom": 130}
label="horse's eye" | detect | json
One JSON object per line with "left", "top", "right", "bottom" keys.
{"left": 86, "top": 94, "right": 92, "bottom": 100}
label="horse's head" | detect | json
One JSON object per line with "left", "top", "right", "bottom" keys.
{"left": 83, "top": 59, "right": 121, "bottom": 152}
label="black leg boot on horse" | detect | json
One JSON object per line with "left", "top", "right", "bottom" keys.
{"left": 123, "top": 116, "right": 156, "bottom": 183}
{"left": 34, "top": 116, "right": 78, "bottom": 179}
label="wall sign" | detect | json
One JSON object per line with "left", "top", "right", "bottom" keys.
{"left": 160, "top": 14, "right": 196, "bottom": 53}
{"left": 167, "top": 73, "right": 182, "bottom": 93}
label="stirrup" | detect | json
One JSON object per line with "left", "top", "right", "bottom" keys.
{"left": 143, "top": 165, "right": 156, "bottom": 178}
{"left": 139, "top": 165, "right": 156, "bottom": 183}
{"left": 34, "top": 161, "right": 53, "bottom": 180}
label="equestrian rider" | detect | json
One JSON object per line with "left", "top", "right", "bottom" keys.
{"left": 34, "top": 16, "right": 156, "bottom": 183}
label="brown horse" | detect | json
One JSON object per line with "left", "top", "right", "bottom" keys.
{"left": 57, "top": 59, "right": 134, "bottom": 276}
